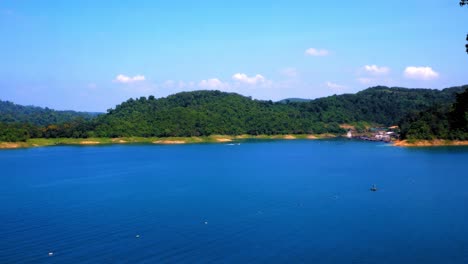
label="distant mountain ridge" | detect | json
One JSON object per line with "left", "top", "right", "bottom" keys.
{"left": 0, "top": 85, "right": 467, "bottom": 141}
{"left": 299, "top": 85, "right": 467, "bottom": 125}
{"left": 91, "top": 85, "right": 467, "bottom": 137}
{"left": 278, "top": 98, "right": 312, "bottom": 103}
{"left": 0, "top": 100, "right": 100, "bottom": 126}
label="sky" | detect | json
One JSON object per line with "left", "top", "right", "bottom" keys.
{"left": 0, "top": 0, "right": 467, "bottom": 112}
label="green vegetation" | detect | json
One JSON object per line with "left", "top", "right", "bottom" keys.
{"left": 0, "top": 134, "right": 336, "bottom": 149}
{"left": 93, "top": 91, "right": 344, "bottom": 137}
{"left": 91, "top": 86, "right": 466, "bottom": 137}
{"left": 400, "top": 88, "right": 468, "bottom": 140}
{"left": 278, "top": 98, "right": 312, "bottom": 104}
{"left": 297, "top": 86, "right": 466, "bottom": 125}
{"left": 0, "top": 100, "right": 99, "bottom": 126}
{"left": 0, "top": 123, "right": 31, "bottom": 142}
{"left": 0, "top": 85, "right": 467, "bottom": 144}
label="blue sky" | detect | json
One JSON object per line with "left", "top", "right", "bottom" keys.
{"left": 1, "top": 0, "right": 467, "bottom": 111}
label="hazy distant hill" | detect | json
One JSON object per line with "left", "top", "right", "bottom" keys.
{"left": 0, "top": 100, "right": 100, "bottom": 126}
{"left": 278, "top": 98, "right": 312, "bottom": 104}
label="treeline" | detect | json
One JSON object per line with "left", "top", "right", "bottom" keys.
{"left": 0, "top": 85, "right": 467, "bottom": 142}
{"left": 0, "top": 118, "right": 94, "bottom": 142}
{"left": 293, "top": 86, "right": 466, "bottom": 125}
{"left": 91, "top": 86, "right": 466, "bottom": 137}
{"left": 93, "top": 91, "right": 345, "bottom": 137}
{"left": 0, "top": 100, "right": 99, "bottom": 126}
{"left": 0, "top": 100, "right": 100, "bottom": 142}
{"left": 399, "top": 88, "right": 468, "bottom": 140}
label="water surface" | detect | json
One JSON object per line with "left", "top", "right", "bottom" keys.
{"left": 1, "top": 139, "right": 468, "bottom": 263}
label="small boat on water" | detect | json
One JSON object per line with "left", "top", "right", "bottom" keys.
{"left": 370, "top": 184, "right": 378, "bottom": 192}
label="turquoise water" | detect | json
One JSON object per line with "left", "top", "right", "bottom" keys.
{"left": 1, "top": 139, "right": 468, "bottom": 263}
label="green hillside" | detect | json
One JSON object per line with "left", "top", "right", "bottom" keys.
{"left": 292, "top": 85, "right": 467, "bottom": 126}
{"left": 399, "top": 88, "right": 468, "bottom": 140}
{"left": 93, "top": 91, "right": 342, "bottom": 137}
{"left": 92, "top": 86, "right": 466, "bottom": 137}
{"left": 1, "top": 85, "right": 467, "bottom": 142}
{"left": 0, "top": 100, "right": 99, "bottom": 126}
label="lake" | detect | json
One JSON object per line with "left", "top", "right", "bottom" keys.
{"left": 1, "top": 139, "right": 468, "bottom": 263}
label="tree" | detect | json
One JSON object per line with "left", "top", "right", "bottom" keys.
{"left": 461, "top": 1, "right": 468, "bottom": 54}
{"left": 466, "top": 34, "right": 468, "bottom": 54}
{"left": 449, "top": 88, "right": 468, "bottom": 132}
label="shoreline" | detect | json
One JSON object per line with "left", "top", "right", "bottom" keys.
{"left": 393, "top": 139, "right": 468, "bottom": 147}
{"left": 3, "top": 136, "right": 468, "bottom": 150}
{"left": 0, "top": 134, "right": 337, "bottom": 150}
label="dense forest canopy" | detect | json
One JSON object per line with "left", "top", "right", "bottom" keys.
{"left": 0, "top": 100, "right": 99, "bottom": 126}
{"left": 399, "top": 88, "right": 468, "bottom": 140}
{"left": 460, "top": 0, "right": 468, "bottom": 53}
{"left": 295, "top": 86, "right": 466, "bottom": 126}
{"left": 93, "top": 91, "right": 342, "bottom": 137}
{"left": 0, "top": 85, "right": 467, "bottom": 142}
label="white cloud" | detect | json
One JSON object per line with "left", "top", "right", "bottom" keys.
{"left": 163, "top": 80, "right": 175, "bottom": 87}
{"left": 364, "top": 65, "right": 390, "bottom": 75}
{"left": 305, "top": 48, "right": 329, "bottom": 56}
{"left": 326, "top": 81, "right": 347, "bottom": 93}
{"left": 176, "top": 81, "right": 196, "bottom": 89}
{"left": 161, "top": 80, "right": 197, "bottom": 89}
{"left": 232, "top": 73, "right": 266, "bottom": 85}
{"left": 404, "top": 66, "right": 439, "bottom": 80}
{"left": 280, "top": 68, "right": 298, "bottom": 78}
{"left": 182, "top": 81, "right": 196, "bottom": 89}
{"left": 198, "top": 78, "right": 229, "bottom": 89}
{"left": 357, "top": 78, "right": 373, "bottom": 85}
{"left": 114, "top": 74, "right": 146, "bottom": 83}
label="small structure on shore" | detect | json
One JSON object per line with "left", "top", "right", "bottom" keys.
{"left": 346, "top": 131, "right": 353, "bottom": 139}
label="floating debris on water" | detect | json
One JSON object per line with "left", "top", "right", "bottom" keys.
{"left": 204, "top": 221, "right": 208, "bottom": 225}
{"left": 136, "top": 234, "right": 140, "bottom": 238}
{"left": 48, "top": 252, "right": 54, "bottom": 257}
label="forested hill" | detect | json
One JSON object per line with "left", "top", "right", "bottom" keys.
{"left": 1, "top": 85, "right": 466, "bottom": 141}
{"left": 0, "top": 100, "right": 100, "bottom": 126}
{"left": 294, "top": 85, "right": 467, "bottom": 126}
{"left": 92, "top": 85, "right": 467, "bottom": 137}
{"left": 278, "top": 98, "right": 312, "bottom": 104}
{"left": 94, "top": 91, "right": 336, "bottom": 137}
{"left": 399, "top": 87, "right": 468, "bottom": 140}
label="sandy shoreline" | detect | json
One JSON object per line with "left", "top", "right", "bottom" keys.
{"left": 0, "top": 134, "right": 335, "bottom": 149}
{"left": 0, "top": 142, "right": 25, "bottom": 149}
{"left": 153, "top": 140, "right": 186, "bottom": 144}
{"left": 393, "top": 140, "right": 468, "bottom": 147}
{"left": 3, "top": 137, "right": 468, "bottom": 150}
{"left": 80, "top": 141, "right": 101, "bottom": 145}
